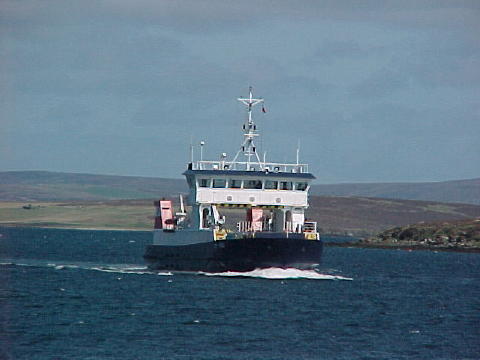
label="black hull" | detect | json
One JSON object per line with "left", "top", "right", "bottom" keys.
{"left": 144, "top": 237, "right": 323, "bottom": 273}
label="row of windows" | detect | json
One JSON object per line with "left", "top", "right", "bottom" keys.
{"left": 198, "top": 178, "right": 308, "bottom": 191}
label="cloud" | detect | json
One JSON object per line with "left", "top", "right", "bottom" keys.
{"left": 1, "top": 0, "right": 478, "bottom": 181}
{"left": 349, "top": 33, "right": 480, "bottom": 99}
{"left": 3, "top": 0, "right": 479, "bottom": 35}
{"left": 313, "top": 41, "right": 389, "bottom": 65}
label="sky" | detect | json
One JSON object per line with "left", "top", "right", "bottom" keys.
{"left": 1, "top": 0, "right": 479, "bottom": 183}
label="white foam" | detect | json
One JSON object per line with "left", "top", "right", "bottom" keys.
{"left": 1, "top": 260, "right": 172, "bottom": 276}
{"left": 122, "top": 266, "right": 150, "bottom": 271}
{"left": 4, "top": 261, "right": 350, "bottom": 280}
{"left": 48, "top": 262, "right": 157, "bottom": 275}
{"left": 199, "top": 267, "right": 353, "bottom": 280}
{"left": 89, "top": 266, "right": 148, "bottom": 275}
{"left": 52, "top": 264, "right": 79, "bottom": 270}
{"left": 157, "top": 272, "right": 173, "bottom": 276}
{"left": 89, "top": 265, "right": 172, "bottom": 276}
{"left": 1, "top": 261, "right": 36, "bottom": 267}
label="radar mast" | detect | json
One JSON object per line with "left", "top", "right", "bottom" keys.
{"left": 232, "top": 87, "right": 265, "bottom": 170}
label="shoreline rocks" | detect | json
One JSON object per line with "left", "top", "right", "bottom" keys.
{"left": 327, "top": 218, "right": 480, "bottom": 252}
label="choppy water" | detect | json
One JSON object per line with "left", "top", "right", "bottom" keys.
{"left": 0, "top": 227, "right": 479, "bottom": 359}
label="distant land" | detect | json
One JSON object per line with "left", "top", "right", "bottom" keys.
{"left": 0, "top": 171, "right": 186, "bottom": 202}
{"left": 307, "top": 196, "right": 480, "bottom": 236}
{"left": 1, "top": 197, "right": 480, "bottom": 238}
{"left": 1, "top": 171, "right": 479, "bottom": 204}
{"left": 1, "top": 171, "right": 480, "bottom": 238}
{"left": 310, "top": 178, "right": 480, "bottom": 205}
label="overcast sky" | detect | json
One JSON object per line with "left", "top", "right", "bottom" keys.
{"left": 1, "top": 0, "right": 479, "bottom": 183}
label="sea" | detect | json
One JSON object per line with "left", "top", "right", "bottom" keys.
{"left": 0, "top": 227, "right": 478, "bottom": 360}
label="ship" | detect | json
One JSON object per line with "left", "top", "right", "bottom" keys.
{"left": 144, "top": 87, "right": 322, "bottom": 272}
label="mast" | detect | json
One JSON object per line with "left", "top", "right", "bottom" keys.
{"left": 232, "top": 87, "right": 265, "bottom": 170}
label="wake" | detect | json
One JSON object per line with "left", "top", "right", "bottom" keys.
{"left": 1, "top": 261, "right": 351, "bottom": 280}
{"left": 199, "top": 267, "right": 352, "bottom": 280}
{"left": 0, "top": 260, "right": 172, "bottom": 276}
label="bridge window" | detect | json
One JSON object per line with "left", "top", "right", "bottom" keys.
{"left": 244, "top": 180, "right": 263, "bottom": 189}
{"left": 199, "top": 179, "right": 211, "bottom": 188}
{"left": 265, "top": 180, "right": 278, "bottom": 190}
{"left": 229, "top": 179, "right": 242, "bottom": 188}
{"left": 295, "top": 182, "right": 308, "bottom": 191}
{"left": 280, "top": 181, "right": 293, "bottom": 190}
{"left": 213, "top": 179, "right": 226, "bottom": 188}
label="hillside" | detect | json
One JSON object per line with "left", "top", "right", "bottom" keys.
{"left": 306, "top": 196, "right": 480, "bottom": 236}
{"left": 310, "top": 178, "right": 480, "bottom": 205}
{"left": 1, "top": 171, "right": 479, "bottom": 205}
{"left": 0, "top": 171, "right": 187, "bottom": 201}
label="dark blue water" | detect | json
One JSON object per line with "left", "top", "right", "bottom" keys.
{"left": 1, "top": 227, "right": 479, "bottom": 359}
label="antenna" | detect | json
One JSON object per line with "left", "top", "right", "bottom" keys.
{"left": 200, "top": 141, "right": 205, "bottom": 160}
{"left": 190, "top": 135, "right": 194, "bottom": 163}
{"left": 296, "top": 139, "right": 300, "bottom": 165}
{"left": 199, "top": 141, "right": 205, "bottom": 170}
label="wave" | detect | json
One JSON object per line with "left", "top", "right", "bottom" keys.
{"left": 199, "top": 267, "right": 353, "bottom": 280}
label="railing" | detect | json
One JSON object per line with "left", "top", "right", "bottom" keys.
{"left": 237, "top": 220, "right": 274, "bottom": 232}
{"left": 237, "top": 221, "right": 260, "bottom": 232}
{"left": 284, "top": 221, "right": 303, "bottom": 233}
{"left": 303, "top": 221, "right": 317, "bottom": 233}
{"left": 191, "top": 160, "right": 309, "bottom": 174}
{"left": 236, "top": 221, "right": 315, "bottom": 234}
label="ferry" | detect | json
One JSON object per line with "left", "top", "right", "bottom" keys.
{"left": 144, "top": 88, "right": 322, "bottom": 272}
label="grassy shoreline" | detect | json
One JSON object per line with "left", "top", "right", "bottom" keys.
{"left": 0, "top": 201, "right": 152, "bottom": 231}
{"left": 325, "top": 241, "right": 480, "bottom": 253}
